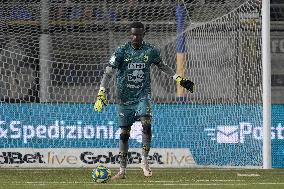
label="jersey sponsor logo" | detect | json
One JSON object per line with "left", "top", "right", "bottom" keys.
{"left": 128, "top": 70, "right": 144, "bottom": 83}
{"left": 127, "top": 83, "right": 143, "bottom": 88}
{"left": 128, "top": 63, "right": 145, "bottom": 70}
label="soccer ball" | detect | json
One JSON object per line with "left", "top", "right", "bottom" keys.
{"left": 92, "top": 165, "right": 111, "bottom": 183}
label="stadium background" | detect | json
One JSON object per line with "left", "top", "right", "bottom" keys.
{"left": 0, "top": 0, "right": 284, "bottom": 168}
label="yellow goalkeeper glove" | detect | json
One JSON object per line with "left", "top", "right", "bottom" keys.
{"left": 175, "top": 75, "right": 194, "bottom": 93}
{"left": 94, "top": 87, "right": 107, "bottom": 112}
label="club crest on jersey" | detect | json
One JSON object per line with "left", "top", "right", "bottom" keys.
{"left": 144, "top": 55, "right": 149, "bottom": 62}
{"left": 124, "top": 57, "right": 131, "bottom": 62}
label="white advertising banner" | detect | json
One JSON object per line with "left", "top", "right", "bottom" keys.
{"left": 0, "top": 148, "right": 196, "bottom": 168}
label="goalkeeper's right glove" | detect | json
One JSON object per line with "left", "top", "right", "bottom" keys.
{"left": 94, "top": 87, "right": 107, "bottom": 112}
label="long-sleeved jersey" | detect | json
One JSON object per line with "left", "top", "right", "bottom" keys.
{"left": 100, "top": 41, "right": 175, "bottom": 105}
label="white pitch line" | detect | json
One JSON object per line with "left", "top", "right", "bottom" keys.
{"left": 237, "top": 173, "right": 260, "bottom": 177}
{"left": 144, "top": 180, "right": 191, "bottom": 183}
{"left": 196, "top": 179, "right": 244, "bottom": 182}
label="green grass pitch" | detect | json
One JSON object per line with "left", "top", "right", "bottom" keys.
{"left": 0, "top": 168, "right": 284, "bottom": 189}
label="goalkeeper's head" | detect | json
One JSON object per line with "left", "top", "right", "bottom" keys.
{"left": 129, "top": 21, "right": 145, "bottom": 49}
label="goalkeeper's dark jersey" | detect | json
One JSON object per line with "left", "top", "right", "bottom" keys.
{"left": 109, "top": 41, "right": 161, "bottom": 105}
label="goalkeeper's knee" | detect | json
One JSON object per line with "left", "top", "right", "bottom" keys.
{"left": 120, "top": 128, "right": 130, "bottom": 142}
{"left": 141, "top": 117, "right": 152, "bottom": 135}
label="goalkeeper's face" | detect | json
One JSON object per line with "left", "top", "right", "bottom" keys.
{"left": 130, "top": 27, "right": 145, "bottom": 49}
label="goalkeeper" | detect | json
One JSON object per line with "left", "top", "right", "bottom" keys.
{"left": 94, "top": 22, "right": 194, "bottom": 180}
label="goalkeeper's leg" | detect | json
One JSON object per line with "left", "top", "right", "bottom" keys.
{"left": 111, "top": 126, "right": 131, "bottom": 180}
{"left": 136, "top": 99, "right": 153, "bottom": 176}
{"left": 140, "top": 116, "right": 153, "bottom": 177}
{"left": 112, "top": 105, "right": 135, "bottom": 180}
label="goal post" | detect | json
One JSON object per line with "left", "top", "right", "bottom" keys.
{"left": 0, "top": 0, "right": 274, "bottom": 168}
{"left": 262, "top": 0, "right": 271, "bottom": 169}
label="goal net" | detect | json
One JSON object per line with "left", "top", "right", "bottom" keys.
{"left": 0, "top": 0, "right": 263, "bottom": 168}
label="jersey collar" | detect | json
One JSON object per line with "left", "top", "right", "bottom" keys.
{"left": 130, "top": 41, "right": 144, "bottom": 50}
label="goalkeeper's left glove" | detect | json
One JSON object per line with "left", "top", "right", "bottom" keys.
{"left": 175, "top": 75, "right": 194, "bottom": 93}
{"left": 94, "top": 87, "right": 107, "bottom": 112}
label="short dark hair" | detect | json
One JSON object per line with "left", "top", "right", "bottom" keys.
{"left": 130, "top": 22, "right": 144, "bottom": 30}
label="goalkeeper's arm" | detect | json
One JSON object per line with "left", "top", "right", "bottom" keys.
{"left": 94, "top": 66, "right": 114, "bottom": 112}
{"left": 155, "top": 61, "right": 194, "bottom": 93}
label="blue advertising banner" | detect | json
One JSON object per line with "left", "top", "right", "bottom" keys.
{"left": 0, "top": 103, "right": 283, "bottom": 168}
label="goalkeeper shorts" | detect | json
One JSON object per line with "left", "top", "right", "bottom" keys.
{"left": 118, "top": 99, "right": 152, "bottom": 127}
